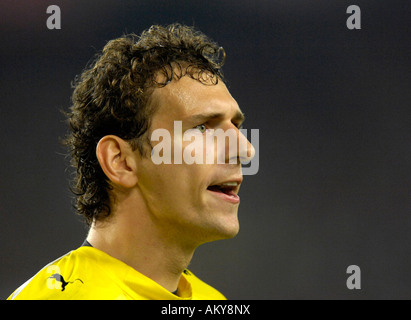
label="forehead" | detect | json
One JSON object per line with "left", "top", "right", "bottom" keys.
{"left": 150, "top": 75, "right": 241, "bottom": 121}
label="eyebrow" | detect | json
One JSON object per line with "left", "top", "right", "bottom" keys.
{"left": 186, "top": 110, "right": 245, "bottom": 126}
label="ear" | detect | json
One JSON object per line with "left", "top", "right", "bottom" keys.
{"left": 96, "top": 135, "right": 138, "bottom": 188}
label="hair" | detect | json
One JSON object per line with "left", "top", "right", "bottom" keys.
{"left": 64, "top": 23, "right": 226, "bottom": 226}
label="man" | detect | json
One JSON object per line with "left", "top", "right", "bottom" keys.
{"left": 8, "top": 24, "right": 255, "bottom": 300}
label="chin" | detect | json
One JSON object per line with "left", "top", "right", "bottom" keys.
{"left": 202, "top": 213, "right": 240, "bottom": 243}
{"left": 220, "top": 217, "right": 240, "bottom": 238}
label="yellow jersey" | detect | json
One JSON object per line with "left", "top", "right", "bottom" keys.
{"left": 7, "top": 246, "right": 226, "bottom": 300}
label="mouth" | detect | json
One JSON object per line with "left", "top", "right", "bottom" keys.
{"left": 206, "top": 180, "right": 241, "bottom": 204}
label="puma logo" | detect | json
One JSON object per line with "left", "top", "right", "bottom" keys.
{"left": 48, "top": 273, "right": 83, "bottom": 291}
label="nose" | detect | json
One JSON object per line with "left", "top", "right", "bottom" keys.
{"left": 223, "top": 127, "right": 255, "bottom": 165}
{"left": 238, "top": 128, "right": 255, "bottom": 164}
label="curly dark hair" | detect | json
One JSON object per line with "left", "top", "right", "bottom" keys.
{"left": 64, "top": 24, "right": 226, "bottom": 226}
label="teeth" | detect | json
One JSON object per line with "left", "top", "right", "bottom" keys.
{"left": 220, "top": 182, "right": 238, "bottom": 187}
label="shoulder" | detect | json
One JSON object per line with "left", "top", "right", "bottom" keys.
{"left": 8, "top": 250, "right": 75, "bottom": 300}
{"left": 7, "top": 247, "right": 125, "bottom": 300}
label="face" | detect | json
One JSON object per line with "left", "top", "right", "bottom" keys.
{"left": 134, "top": 75, "right": 255, "bottom": 247}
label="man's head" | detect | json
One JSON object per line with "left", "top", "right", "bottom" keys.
{"left": 65, "top": 23, "right": 254, "bottom": 244}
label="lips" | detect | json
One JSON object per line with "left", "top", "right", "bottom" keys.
{"left": 206, "top": 180, "right": 241, "bottom": 204}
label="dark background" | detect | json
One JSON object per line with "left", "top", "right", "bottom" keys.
{"left": 1, "top": 0, "right": 410, "bottom": 299}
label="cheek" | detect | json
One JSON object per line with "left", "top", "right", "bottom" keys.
{"left": 138, "top": 161, "right": 209, "bottom": 211}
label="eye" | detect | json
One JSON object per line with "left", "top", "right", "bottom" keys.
{"left": 195, "top": 124, "right": 207, "bottom": 133}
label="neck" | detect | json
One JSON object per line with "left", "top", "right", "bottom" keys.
{"left": 86, "top": 190, "right": 197, "bottom": 293}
